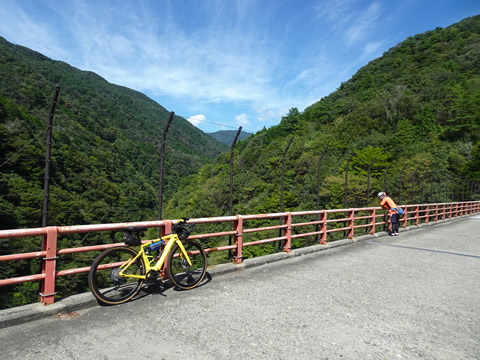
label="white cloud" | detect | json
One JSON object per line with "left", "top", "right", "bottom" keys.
{"left": 187, "top": 114, "right": 206, "bottom": 127}
{"left": 344, "top": 2, "right": 381, "bottom": 46}
{"left": 235, "top": 113, "right": 250, "bottom": 127}
{"left": 0, "top": 1, "right": 345, "bottom": 131}
{"left": 315, "top": 0, "right": 357, "bottom": 24}
{"left": 0, "top": 1, "right": 71, "bottom": 61}
{"left": 0, "top": 0, "right": 397, "bottom": 132}
{"left": 363, "top": 41, "right": 384, "bottom": 56}
{"left": 315, "top": 1, "right": 382, "bottom": 47}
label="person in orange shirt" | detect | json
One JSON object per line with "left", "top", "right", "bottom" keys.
{"left": 377, "top": 192, "right": 403, "bottom": 236}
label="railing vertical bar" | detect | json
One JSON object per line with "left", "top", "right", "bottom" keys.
{"left": 348, "top": 209, "right": 355, "bottom": 239}
{"left": 161, "top": 221, "right": 172, "bottom": 277}
{"left": 320, "top": 211, "right": 327, "bottom": 245}
{"left": 40, "top": 226, "right": 58, "bottom": 304}
{"left": 284, "top": 213, "right": 292, "bottom": 253}
{"left": 370, "top": 208, "right": 376, "bottom": 235}
{"left": 233, "top": 216, "right": 243, "bottom": 264}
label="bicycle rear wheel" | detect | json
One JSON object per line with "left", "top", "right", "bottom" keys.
{"left": 88, "top": 246, "right": 146, "bottom": 305}
{"left": 167, "top": 241, "right": 207, "bottom": 290}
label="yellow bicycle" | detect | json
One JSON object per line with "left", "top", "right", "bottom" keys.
{"left": 88, "top": 218, "right": 207, "bottom": 305}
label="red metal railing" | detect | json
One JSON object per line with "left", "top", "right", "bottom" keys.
{"left": 0, "top": 201, "right": 478, "bottom": 305}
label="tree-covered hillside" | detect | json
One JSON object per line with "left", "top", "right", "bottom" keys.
{"left": 166, "top": 15, "right": 480, "bottom": 221}
{"left": 0, "top": 36, "right": 228, "bottom": 308}
{"left": 1, "top": 16, "right": 480, "bottom": 309}
{"left": 0, "top": 36, "right": 225, "bottom": 230}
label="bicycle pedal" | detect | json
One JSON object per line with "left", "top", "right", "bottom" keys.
{"left": 146, "top": 270, "right": 160, "bottom": 282}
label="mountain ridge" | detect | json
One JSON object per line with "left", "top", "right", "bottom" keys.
{"left": 0, "top": 35, "right": 225, "bottom": 230}
{"left": 165, "top": 15, "right": 480, "bottom": 223}
{"left": 207, "top": 130, "right": 253, "bottom": 146}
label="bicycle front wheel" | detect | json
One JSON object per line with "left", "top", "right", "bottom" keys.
{"left": 167, "top": 241, "right": 207, "bottom": 290}
{"left": 88, "top": 246, "right": 146, "bottom": 305}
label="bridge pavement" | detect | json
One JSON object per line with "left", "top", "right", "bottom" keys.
{"left": 0, "top": 216, "right": 479, "bottom": 359}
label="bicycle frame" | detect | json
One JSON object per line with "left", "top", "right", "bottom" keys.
{"left": 118, "top": 233, "right": 192, "bottom": 280}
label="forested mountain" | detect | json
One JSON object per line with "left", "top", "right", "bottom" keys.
{"left": 1, "top": 16, "right": 480, "bottom": 308}
{"left": 0, "top": 36, "right": 228, "bottom": 308}
{"left": 0, "top": 36, "right": 225, "bottom": 231}
{"left": 165, "top": 15, "right": 480, "bottom": 222}
{"left": 207, "top": 130, "right": 253, "bottom": 146}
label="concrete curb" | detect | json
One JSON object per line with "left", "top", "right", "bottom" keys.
{"left": 0, "top": 215, "right": 471, "bottom": 329}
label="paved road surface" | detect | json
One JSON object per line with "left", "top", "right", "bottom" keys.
{"left": 1, "top": 216, "right": 479, "bottom": 359}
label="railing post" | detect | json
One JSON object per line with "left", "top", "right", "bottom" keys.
{"left": 383, "top": 162, "right": 393, "bottom": 193}
{"left": 425, "top": 204, "right": 430, "bottom": 223}
{"left": 232, "top": 216, "right": 243, "bottom": 264}
{"left": 40, "top": 226, "right": 58, "bottom": 304}
{"left": 315, "top": 146, "right": 328, "bottom": 243}
{"left": 163, "top": 220, "right": 172, "bottom": 235}
{"left": 348, "top": 209, "right": 355, "bottom": 239}
{"left": 161, "top": 220, "right": 173, "bottom": 277}
{"left": 433, "top": 204, "right": 438, "bottom": 222}
{"left": 415, "top": 205, "right": 420, "bottom": 226}
{"left": 283, "top": 212, "right": 292, "bottom": 253}
{"left": 442, "top": 203, "right": 446, "bottom": 220}
{"left": 42, "top": 85, "right": 61, "bottom": 228}
{"left": 370, "top": 208, "right": 376, "bottom": 235}
{"left": 228, "top": 127, "right": 242, "bottom": 261}
{"left": 402, "top": 207, "right": 408, "bottom": 228}
{"left": 320, "top": 211, "right": 327, "bottom": 245}
{"left": 343, "top": 153, "right": 355, "bottom": 238}
{"left": 157, "top": 112, "right": 174, "bottom": 236}
{"left": 277, "top": 137, "right": 293, "bottom": 251}
{"left": 398, "top": 164, "right": 407, "bottom": 204}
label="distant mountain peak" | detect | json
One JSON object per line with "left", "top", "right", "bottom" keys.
{"left": 207, "top": 130, "right": 252, "bottom": 146}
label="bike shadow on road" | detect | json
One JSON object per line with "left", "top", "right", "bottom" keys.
{"left": 134, "top": 272, "right": 213, "bottom": 301}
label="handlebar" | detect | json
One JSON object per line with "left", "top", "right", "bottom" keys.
{"left": 172, "top": 218, "right": 195, "bottom": 240}
{"left": 122, "top": 218, "right": 193, "bottom": 245}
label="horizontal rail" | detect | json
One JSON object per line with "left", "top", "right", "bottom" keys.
{"left": 0, "top": 201, "right": 478, "bottom": 305}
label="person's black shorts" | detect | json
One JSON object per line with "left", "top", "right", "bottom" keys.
{"left": 391, "top": 213, "right": 400, "bottom": 224}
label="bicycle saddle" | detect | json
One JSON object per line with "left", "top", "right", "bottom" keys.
{"left": 124, "top": 226, "right": 147, "bottom": 233}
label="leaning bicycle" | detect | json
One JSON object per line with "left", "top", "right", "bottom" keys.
{"left": 88, "top": 218, "right": 207, "bottom": 305}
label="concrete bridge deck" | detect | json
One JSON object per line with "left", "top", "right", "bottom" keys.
{"left": 0, "top": 216, "right": 479, "bottom": 359}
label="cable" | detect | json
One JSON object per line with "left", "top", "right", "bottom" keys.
{"left": 0, "top": 131, "right": 45, "bottom": 169}
{"left": 0, "top": 158, "right": 45, "bottom": 162}
{"left": 178, "top": 114, "right": 256, "bottom": 134}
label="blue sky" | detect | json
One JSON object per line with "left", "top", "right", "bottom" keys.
{"left": 0, "top": 1, "right": 479, "bottom": 134}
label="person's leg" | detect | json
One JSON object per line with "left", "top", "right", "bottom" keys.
{"left": 392, "top": 214, "right": 399, "bottom": 235}
{"left": 387, "top": 215, "right": 393, "bottom": 235}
